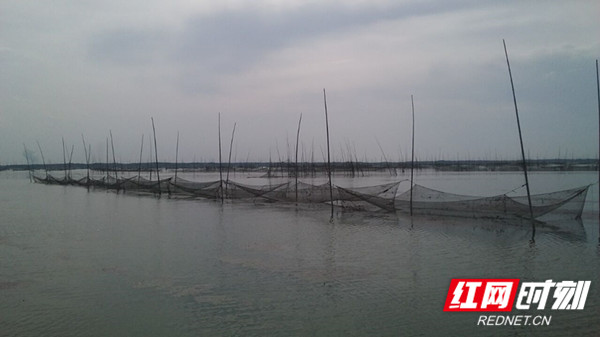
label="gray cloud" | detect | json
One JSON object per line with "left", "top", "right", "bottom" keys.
{"left": 87, "top": 1, "right": 489, "bottom": 92}
{"left": 88, "top": 29, "right": 170, "bottom": 66}
{"left": 1, "top": 0, "right": 598, "bottom": 164}
{"left": 172, "top": 1, "right": 483, "bottom": 68}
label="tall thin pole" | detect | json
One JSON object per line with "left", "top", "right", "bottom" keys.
{"left": 174, "top": 132, "right": 179, "bottom": 184}
{"left": 82, "top": 134, "right": 90, "bottom": 182}
{"left": 106, "top": 138, "right": 109, "bottom": 183}
{"left": 148, "top": 134, "right": 153, "bottom": 181}
{"left": 410, "top": 95, "right": 415, "bottom": 216}
{"left": 218, "top": 113, "right": 224, "bottom": 202}
{"left": 67, "top": 145, "right": 74, "bottom": 180}
{"left": 151, "top": 117, "right": 161, "bottom": 196}
{"left": 62, "top": 137, "right": 67, "bottom": 180}
{"left": 375, "top": 138, "right": 390, "bottom": 175}
{"left": 311, "top": 139, "right": 315, "bottom": 177}
{"left": 503, "top": 39, "right": 535, "bottom": 242}
{"left": 23, "top": 143, "right": 32, "bottom": 182}
{"left": 36, "top": 140, "right": 47, "bottom": 179}
{"left": 595, "top": 59, "right": 599, "bottom": 244}
{"left": 295, "top": 113, "right": 303, "bottom": 203}
{"left": 323, "top": 89, "right": 334, "bottom": 219}
{"left": 109, "top": 130, "right": 118, "bottom": 181}
{"left": 137, "top": 134, "right": 144, "bottom": 184}
{"left": 226, "top": 123, "right": 236, "bottom": 186}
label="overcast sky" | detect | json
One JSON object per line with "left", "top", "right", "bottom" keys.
{"left": 1, "top": 0, "right": 599, "bottom": 165}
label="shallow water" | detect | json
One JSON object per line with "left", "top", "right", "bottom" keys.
{"left": 0, "top": 170, "right": 598, "bottom": 336}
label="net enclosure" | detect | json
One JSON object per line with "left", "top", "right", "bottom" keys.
{"left": 394, "top": 184, "right": 589, "bottom": 220}
{"left": 33, "top": 173, "right": 589, "bottom": 220}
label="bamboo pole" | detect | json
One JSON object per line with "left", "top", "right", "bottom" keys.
{"left": 276, "top": 140, "right": 284, "bottom": 177}
{"left": 109, "top": 130, "right": 118, "bottom": 181}
{"left": 62, "top": 137, "right": 67, "bottom": 180}
{"left": 596, "top": 59, "right": 599, "bottom": 244}
{"left": 225, "top": 123, "right": 237, "bottom": 188}
{"left": 503, "top": 39, "right": 535, "bottom": 242}
{"left": 311, "top": 139, "right": 315, "bottom": 177}
{"left": 36, "top": 140, "right": 47, "bottom": 179}
{"left": 148, "top": 134, "right": 153, "bottom": 181}
{"left": 410, "top": 95, "right": 415, "bottom": 216}
{"left": 295, "top": 113, "right": 303, "bottom": 203}
{"left": 218, "top": 113, "right": 223, "bottom": 202}
{"left": 376, "top": 137, "right": 394, "bottom": 176}
{"left": 323, "top": 89, "right": 334, "bottom": 219}
{"left": 106, "top": 138, "right": 109, "bottom": 183}
{"left": 289, "top": 138, "right": 293, "bottom": 176}
{"left": 81, "top": 134, "right": 90, "bottom": 183}
{"left": 23, "top": 143, "right": 32, "bottom": 182}
{"left": 268, "top": 150, "right": 272, "bottom": 178}
{"left": 174, "top": 132, "right": 179, "bottom": 184}
{"left": 137, "top": 135, "right": 144, "bottom": 184}
{"left": 151, "top": 117, "right": 161, "bottom": 196}
{"left": 67, "top": 144, "right": 74, "bottom": 180}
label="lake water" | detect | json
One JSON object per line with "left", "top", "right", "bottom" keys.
{"left": 1, "top": 169, "right": 598, "bottom": 336}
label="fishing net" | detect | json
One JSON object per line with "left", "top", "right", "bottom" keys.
{"left": 32, "top": 172, "right": 590, "bottom": 220}
{"left": 119, "top": 176, "right": 171, "bottom": 193}
{"left": 224, "top": 181, "right": 290, "bottom": 200}
{"left": 34, "top": 174, "right": 87, "bottom": 186}
{"left": 169, "top": 178, "right": 222, "bottom": 199}
{"left": 511, "top": 185, "right": 589, "bottom": 219}
{"left": 32, "top": 174, "right": 69, "bottom": 185}
{"left": 262, "top": 181, "right": 339, "bottom": 203}
{"left": 32, "top": 175, "right": 50, "bottom": 184}
{"left": 395, "top": 184, "right": 590, "bottom": 219}
{"left": 336, "top": 181, "right": 402, "bottom": 211}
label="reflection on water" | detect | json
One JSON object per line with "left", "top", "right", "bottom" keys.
{"left": 0, "top": 170, "right": 598, "bottom": 336}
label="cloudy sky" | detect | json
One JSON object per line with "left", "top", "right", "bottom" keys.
{"left": 1, "top": 0, "right": 599, "bottom": 165}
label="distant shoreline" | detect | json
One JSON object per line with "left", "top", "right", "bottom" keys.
{"left": 2, "top": 158, "right": 597, "bottom": 173}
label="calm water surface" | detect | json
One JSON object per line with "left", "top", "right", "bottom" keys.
{"left": 1, "top": 170, "right": 598, "bottom": 336}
